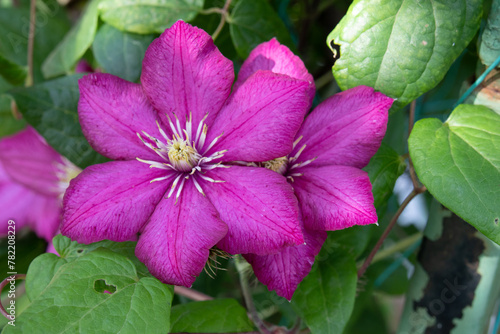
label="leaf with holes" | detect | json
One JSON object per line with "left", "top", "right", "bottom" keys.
{"left": 170, "top": 299, "right": 254, "bottom": 333}
{"left": 53, "top": 234, "right": 150, "bottom": 277}
{"left": 7, "top": 249, "right": 173, "bottom": 334}
{"left": 292, "top": 245, "right": 357, "bottom": 334}
{"left": 327, "top": 0, "right": 482, "bottom": 110}
{"left": 409, "top": 104, "right": 500, "bottom": 245}
{"left": 98, "top": 0, "right": 204, "bottom": 34}
{"left": 9, "top": 74, "right": 108, "bottom": 168}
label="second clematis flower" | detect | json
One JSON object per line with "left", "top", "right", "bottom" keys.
{"left": 238, "top": 40, "right": 394, "bottom": 299}
{"left": 0, "top": 127, "right": 80, "bottom": 247}
{"left": 61, "top": 21, "right": 314, "bottom": 287}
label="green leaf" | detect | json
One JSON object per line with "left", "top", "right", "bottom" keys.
{"left": 0, "top": 2, "right": 70, "bottom": 83}
{"left": 364, "top": 143, "right": 406, "bottom": 208}
{"left": 93, "top": 24, "right": 155, "bottom": 82}
{"left": 0, "top": 93, "right": 26, "bottom": 137}
{"left": 98, "top": 0, "right": 204, "bottom": 34}
{"left": 479, "top": 0, "right": 500, "bottom": 67}
{"left": 409, "top": 104, "right": 500, "bottom": 244}
{"left": 326, "top": 226, "right": 372, "bottom": 259}
{"left": 170, "top": 299, "right": 254, "bottom": 333}
{"left": 0, "top": 53, "right": 27, "bottom": 85}
{"left": 9, "top": 74, "right": 108, "bottom": 168}
{"left": 292, "top": 246, "right": 357, "bottom": 334}
{"left": 327, "top": 0, "right": 482, "bottom": 109}
{"left": 229, "top": 0, "right": 296, "bottom": 58}
{"left": 53, "top": 235, "right": 150, "bottom": 278}
{"left": 26, "top": 235, "right": 152, "bottom": 302}
{"left": 25, "top": 253, "right": 68, "bottom": 302}
{"left": 8, "top": 249, "right": 172, "bottom": 334}
{"left": 42, "top": 0, "right": 100, "bottom": 78}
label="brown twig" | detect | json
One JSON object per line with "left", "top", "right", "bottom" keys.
{"left": 26, "top": 0, "right": 36, "bottom": 86}
{"left": 174, "top": 286, "right": 213, "bottom": 301}
{"left": 408, "top": 100, "right": 417, "bottom": 136}
{"left": 407, "top": 100, "right": 421, "bottom": 189}
{"left": 211, "top": 0, "right": 232, "bottom": 41}
{"left": 357, "top": 186, "right": 426, "bottom": 278}
{"left": 0, "top": 274, "right": 26, "bottom": 319}
{"left": 235, "top": 256, "right": 271, "bottom": 334}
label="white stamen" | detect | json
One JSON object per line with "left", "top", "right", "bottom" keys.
{"left": 190, "top": 166, "right": 202, "bottom": 174}
{"left": 198, "top": 124, "right": 208, "bottom": 151}
{"left": 293, "top": 144, "right": 307, "bottom": 160}
{"left": 293, "top": 135, "right": 303, "bottom": 149}
{"left": 198, "top": 174, "right": 225, "bottom": 183}
{"left": 54, "top": 158, "right": 82, "bottom": 197}
{"left": 202, "top": 163, "right": 229, "bottom": 170}
{"left": 156, "top": 120, "right": 170, "bottom": 142}
{"left": 290, "top": 157, "right": 316, "bottom": 170}
{"left": 186, "top": 113, "right": 193, "bottom": 141}
{"left": 202, "top": 132, "right": 224, "bottom": 155}
{"left": 192, "top": 176, "right": 205, "bottom": 196}
{"left": 167, "top": 115, "right": 180, "bottom": 138}
{"left": 175, "top": 177, "right": 187, "bottom": 202}
{"left": 136, "top": 158, "right": 171, "bottom": 170}
{"left": 174, "top": 114, "right": 183, "bottom": 138}
{"left": 150, "top": 175, "right": 172, "bottom": 183}
{"left": 195, "top": 113, "right": 209, "bottom": 146}
{"left": 167, "top": 174, "right": 183, "bottom": 198}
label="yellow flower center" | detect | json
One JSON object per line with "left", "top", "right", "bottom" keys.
{"left": 167, "top": 138, "right": 201, "bottom": 172}
{"left": 263, "top": 157, "right": 288, "bottom": 175}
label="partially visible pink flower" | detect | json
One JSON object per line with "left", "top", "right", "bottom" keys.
{"left": 61, "top": 21, "right": 313, "bottom": 287}
{"left": 75, "top": 60, "right": 95, "bottom": 73}
{"left": 0, "top": 127, "right": 80, "bottom": 246}
{"left": 238, "top": 40, "right": 393, "bottom": 299}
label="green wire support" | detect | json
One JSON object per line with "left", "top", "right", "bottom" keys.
{"left": 453, "top": 53, "right": 500, "bottom": 108}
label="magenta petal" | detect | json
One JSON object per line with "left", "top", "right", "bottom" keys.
{"left": 207, "top": 71, "right": 311, "bottom": 162}
{"left": 0, "top": 163, "right": 60, "bottom": 242}
{"left": 294, "top": 86, "right": 392, "bottom": 169}
{"left": 235, "top": 38, "right": 315, "bottom": 102}
{"left": 79, "top": 73, "right": 166, "bottom": 161}
{"left": 0, "top": 127, "right": 62, "bottom": 196}
{"left": 141, "top": 21, "right": 234, "bottom": 128}
{"left": 61, "top": 160, "right": 170, "bottom": 243}
{"left": 29, "top": 196, "right": 61, "bottom": 242}
{"left": 244, "top": 227, "right": 326, "bottom": 300}
{"left": 293, "top": 165, "right": 377, "bottom": 231}
{"left": 204, "top": 166, "right": 304, "bottom": 255}
{"left": 136, "top": 181, "right": 227, "bottom": 287}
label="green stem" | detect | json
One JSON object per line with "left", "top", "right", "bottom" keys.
{"left": 315, "top": 70, "right": 334, "bottom": 90}
{"left": 357, "top": 187, "right": 426, "bottom": 278}
{"left": 234, "top": 255, "right": 271, "bottom": 334}
{"left": 26, "top": 0, "right": 36, "bottom": 87}
{"left": 199, "top": 7, "right": 226, "bottom": 15}
{"left": 371, "top": 232, "right": 423, "bottom": 265}
{"left": 211, "top": 0, "right": 232, "bottom": 41}
{"left": 454, "top": 53, "right": 500, "bottom": 107}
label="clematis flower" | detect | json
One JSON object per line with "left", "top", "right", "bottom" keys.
{"left": 238, "top": 40, "right": 393, "bottom": 299}
{"left": 61, "top": 21, "right": 313, "bottom": 287}
{"left": 0, "top": 127, "right": 80, "bottom": 246}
